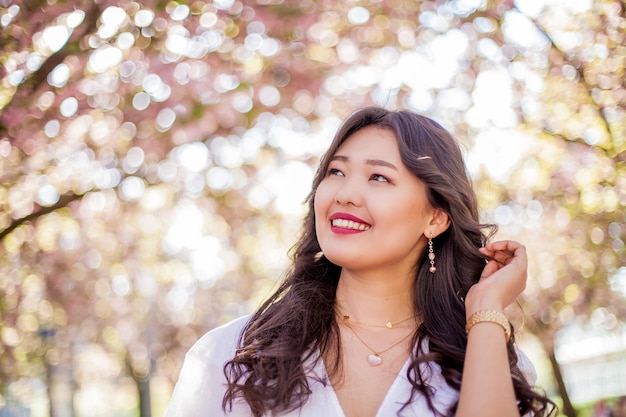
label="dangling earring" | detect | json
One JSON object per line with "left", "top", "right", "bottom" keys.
{"left": 428, "top": 235, "right": 436, "bottom": 273}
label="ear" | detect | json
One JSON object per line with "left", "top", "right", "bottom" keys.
{"left": 427, "top": 208, "right": 450, "bottom": 238}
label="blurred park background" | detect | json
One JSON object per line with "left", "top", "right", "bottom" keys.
{"left": 0, "top": 0, "right": 625, "bottom": 416}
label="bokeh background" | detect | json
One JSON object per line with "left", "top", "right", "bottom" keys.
{"left": 1, "top": 0, "right": 625, "bottom": 416}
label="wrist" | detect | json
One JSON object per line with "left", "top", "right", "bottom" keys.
{"left": 465, "top": 310, "right": 511, "bottom": 342}
{"left": 464, "top": 291, "right": 505, "bottom": 319}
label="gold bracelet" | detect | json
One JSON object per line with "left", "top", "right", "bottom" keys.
{"left": 465, "top": 310, "right": 511, "bottom": 342}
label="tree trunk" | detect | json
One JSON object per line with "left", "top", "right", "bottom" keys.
{"left": 46, "top": 361, "right": 76, "bottom": 417}
{"left": 130, "top": 360, "right": 153, "bottom": 417}
{"left": 127, "top": 350, "right": 153, "bottom": 417}
{"left": 547, "top": 350, "right": 577, "bottom": 417}
{"left": 137, "top": 374, "right": 152, "bottom": 417}
{"left": 46, "top": 363, "right": 58, "bottom": 417}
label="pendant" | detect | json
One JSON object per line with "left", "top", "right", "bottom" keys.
{"left": 367, "top": 354, "right": 383, "bottom": 367}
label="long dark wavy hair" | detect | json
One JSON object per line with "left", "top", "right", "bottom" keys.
{"left": 223, "top": 107, "right": 556, "bottom": 416}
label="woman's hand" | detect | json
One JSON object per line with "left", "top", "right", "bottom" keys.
{"left": 464, "top": 240, "right": 528, "bottom": 318}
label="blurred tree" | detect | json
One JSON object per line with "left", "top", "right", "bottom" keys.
{"left": 471, "top": 3, "right": 626, "bottom": 416}
{"left": 0, "top": 1, "right": 624, "bottom": 416}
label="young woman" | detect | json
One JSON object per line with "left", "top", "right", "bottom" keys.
{"left": 164, "top": 107, "right": 556, "bottom": 417}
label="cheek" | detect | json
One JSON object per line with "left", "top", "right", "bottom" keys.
{"left": 393, "top": 200, "right": 430, "bottom": 228}
{"left": 313, "top": 182, "right": 335, "bottom": 236}
{"left": 313, "top": 198, "right": 327, "bottom": 243}
{"left": 313, "top": 182, "right": 331, "bottom": 212}
{"left": 313, "top": 187, "right": 326, "bottom": 224}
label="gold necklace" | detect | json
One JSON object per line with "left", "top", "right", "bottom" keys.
{"left": 341, "top": 317, "right": 413, "bottom": 367}
{"left": 339, "top": 311, "right": 416, "bottom": 329}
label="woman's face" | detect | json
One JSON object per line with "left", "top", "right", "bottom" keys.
{"left": 314, "top": 125, "right": 435, "bottom": 275}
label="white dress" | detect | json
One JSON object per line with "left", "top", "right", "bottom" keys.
{"left": 164, "top": 315, "right": 537, "bottom": 417}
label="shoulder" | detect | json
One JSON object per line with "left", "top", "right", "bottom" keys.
{"left": 163, "top": 315, "right": 252, "bottom": 417}
{"left": 186, "top": 314, "right": 251, "bottom": 363}
{"left": 514, "top": 344, "right": 537, "bottom": 385}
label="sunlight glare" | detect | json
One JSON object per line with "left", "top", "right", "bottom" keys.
{"left": 88, "top": 46, "right": 123, "bottom": 73}
{"left": 176, "top": 142, "right": 211, "bottom": 172}
{"left": 269, "top": 161, "right": 313, "bottom": 215}
{"left": 466, "top": 129, "right": 532, "bottom": 183}
{"left": 39, "top": 26, "right": 70, "bottom": 53}
{"left": 347, "top": 7, "right": 370, "bottom": 25}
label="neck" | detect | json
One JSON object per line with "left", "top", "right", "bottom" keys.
{"left": 335, "top": 269, "right": 415, "bottom": 326}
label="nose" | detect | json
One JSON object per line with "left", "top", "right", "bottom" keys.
{"left": 334, "top": 177, "right": 363, "bottom": 206}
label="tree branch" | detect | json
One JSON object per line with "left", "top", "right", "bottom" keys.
{"left": 518, "top": 6, "right": 615, "bottom": 146}
{"left": 0, "top": 2, "right": 101, "bottom": 136}
{"left": 27, "top": 3, "right": 101, "bottom": 92}
{"left": 0, "top": 192, "right": 85, "bottom": 241}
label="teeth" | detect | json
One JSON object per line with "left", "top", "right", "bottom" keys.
{"left": 331, "top": 219, "right": 370, "bottom": 230}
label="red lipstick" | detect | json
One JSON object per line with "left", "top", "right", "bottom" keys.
{"left": 329, "top": 212, "right": 371, "bottom": 235}
{"left": 330, "top": 212, "right": 369, "bottom": 223}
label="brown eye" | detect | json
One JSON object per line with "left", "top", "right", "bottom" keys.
{"left": 370, "top": 173, "right": 389, "bottom": 182}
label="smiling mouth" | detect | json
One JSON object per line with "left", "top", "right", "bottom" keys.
{"left": 331, "top": 219, "right": 371, "bottom": 231}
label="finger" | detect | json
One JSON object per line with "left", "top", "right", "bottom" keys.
{"left": 485, "top": 240, "right": 526, "bottom": 256}
{"left": 479, "top": 241, "right": 516, "bottom": 259}
{"left": 484, "top": 240, "right": 519, "bottom": 251}
{"left": 479, "top": 249, "right": 512, "bottom": 268}
{"left": 483, "top": 241, "right": 526, "bottom": 264}
{"left": 488, "top": 251, "right": 515, "bottom": 266}
{"left": 480, "top": 259, "right": 500, "bottom": 279}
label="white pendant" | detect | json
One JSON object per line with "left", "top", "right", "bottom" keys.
{"left": 367, "top": 354, "right": 382, "bottom": 366}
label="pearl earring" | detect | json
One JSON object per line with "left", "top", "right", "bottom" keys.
{"left": 428, "top": 235, "right": 436, "bottom": 273}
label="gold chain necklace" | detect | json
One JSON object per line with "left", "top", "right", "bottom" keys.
{"left": 341, "top": 316, "right": 413, "bottom": 367}
{"left": 338, "top": 311, "right": 416, "bottom": 329}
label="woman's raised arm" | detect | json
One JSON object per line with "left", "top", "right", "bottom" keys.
{"left": 457, "top": 240, "right": 528, "bottom": 417}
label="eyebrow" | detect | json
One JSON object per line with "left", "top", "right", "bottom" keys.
{"left": 330, "top": 155, "right": 398, "bottom": 170}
